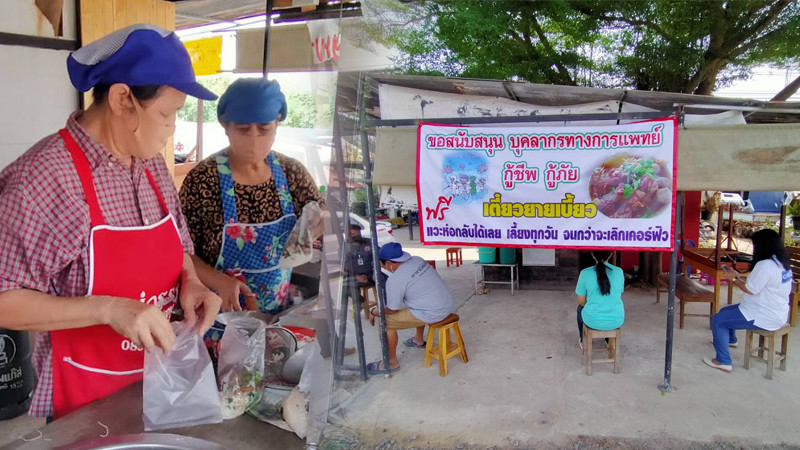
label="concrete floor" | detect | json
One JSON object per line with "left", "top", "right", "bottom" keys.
{"left": 328, "top": 231, "right": 800, "bottom": 448}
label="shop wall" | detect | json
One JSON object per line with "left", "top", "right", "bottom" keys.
{"left": 618, "top": 191, "right": 702, "bottom": 274}
{"left": 0, "top": 0, "right": 78, "bottom": 170}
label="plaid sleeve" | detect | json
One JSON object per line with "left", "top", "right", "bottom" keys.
{"left": 0, "top": 186, "right": 84, "bottom": 294}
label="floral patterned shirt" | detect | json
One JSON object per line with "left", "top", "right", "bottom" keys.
{"left": 179, "top": 150, "right": 324, "bottom": 268}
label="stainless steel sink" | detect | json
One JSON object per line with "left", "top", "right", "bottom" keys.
{"left": 58, "top": 433, "right": 224, "bottom": 450}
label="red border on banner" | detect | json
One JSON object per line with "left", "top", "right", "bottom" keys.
{"left": 415, "top": 118, "right": 679, "bottom": 252}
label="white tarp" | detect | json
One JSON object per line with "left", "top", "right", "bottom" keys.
{"left": 373, "top": 84, "right": 800, "bottom": 192}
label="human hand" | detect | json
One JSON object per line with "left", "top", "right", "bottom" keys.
{"left": 356, "top": 274, "right": 368, "bottom": 283}
{"left": 99, "top": 296, "right": 175, "bottom": 353}
{"left": 180, "top": 277, "right": 223, "bottom": 334}
{"left": 216, "top": 272, "right": 258, "bottom": 312}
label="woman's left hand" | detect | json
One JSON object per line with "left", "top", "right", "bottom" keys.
{"left": 180, "top": 277, "right": 222, "bottom": 334}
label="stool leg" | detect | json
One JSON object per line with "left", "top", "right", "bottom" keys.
{"left": 744, "top": 330, "right": 753, "bottom": 370}
{"left": 582, "top": 325, "right": 588, "bottom": 367}
{"left": 791, "top": 295, "right": 798, "bottom": 327}
{"left": 613, "top": 330, "right": 621, "bottom": 374}
{"left": 361, "top": 288, "right": 369, "bottom": 319}
{"left": 424, "top": 327, "right": 435, "bottom": 368}
{"left": 780, "top": 332, "right": 789, "bottom": 371}
{"left": 454, "top": 323, "right": 468, "bottom": 363}
{"left": 439, "top": 327, "right": 448, "bottom": 377}
{"left": 758, "top": 335, "right": 766, "bottom": 359}
{"left": 586, "top": 331, "right": 593, "bottom": 376}
{"left": 679, "top": 300, "right": 685, "bottom": 329}
{"left": 766, "top": 334, "right": 775, "bottom": 380}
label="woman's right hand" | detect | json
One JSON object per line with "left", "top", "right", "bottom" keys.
{"left": 215, "top": 273, "right": 258, "bottom": 312}
{"left": 98, "top": 296, "right": 175, "bottom": 353}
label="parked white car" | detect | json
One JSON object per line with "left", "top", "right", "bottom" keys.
{"left": 342, "top": 212, "right": 395, "bottom": 247}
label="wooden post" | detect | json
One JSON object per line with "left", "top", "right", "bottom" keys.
{"left": 715, "top": 205, "right": 724, "bottom": 268}
{"left": 727, "top": 204, "right": 734, "bottom": 250}
{"left": 780, "top": 204, "right": 787, "bottom": 243}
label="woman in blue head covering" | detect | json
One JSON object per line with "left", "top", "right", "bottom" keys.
{"left": 179, "top": 78, "right": 324, "bottom": 318}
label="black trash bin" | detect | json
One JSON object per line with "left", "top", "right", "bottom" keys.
{"left": 0, "top": 329, "right": 34, "bottom": 420}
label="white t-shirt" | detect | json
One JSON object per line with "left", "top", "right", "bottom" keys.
{"left": 738, "top": 257, "right": 792, "bottom": 331}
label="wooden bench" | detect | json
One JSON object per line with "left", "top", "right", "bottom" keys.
{"left": 657, "top": 273, "right": 716, "bottom": 329}
{"left": 786, "top": 247, "right": 800, "bottom": 327}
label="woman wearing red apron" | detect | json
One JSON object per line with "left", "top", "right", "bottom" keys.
{"left": 0, "top": 25, "right": 221, "bottom": 420}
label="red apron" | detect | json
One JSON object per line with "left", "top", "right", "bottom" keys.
{"left": 50, "top": 129, "right": 184, "bottom": 419}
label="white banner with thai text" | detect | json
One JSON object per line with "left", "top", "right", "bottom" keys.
{"left": 416, "top": 119, "right": 678, "bottom": 250}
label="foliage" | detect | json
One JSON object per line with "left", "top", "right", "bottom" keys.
{"left": 178, "top": 75, "right": 335, "bottom": 129}
{"left": 177, "top": 74, "right": 234, "bottom": 123}
{"left": 362, "top": 0, "right": 800, "bottom": 94}
{"left": 787, "top": 201, "right": 800, "bottom": 217}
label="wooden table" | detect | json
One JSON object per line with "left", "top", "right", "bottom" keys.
{"left": 682, "top": 247, "right": 750, "bottom": 314}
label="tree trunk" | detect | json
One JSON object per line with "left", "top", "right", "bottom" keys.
{"left": 770, "top": 75, "right": 800, "bottom": 102}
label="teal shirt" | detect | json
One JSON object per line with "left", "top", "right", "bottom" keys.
{"left": 576, "top": 263, "right": 625, "bottom": 330}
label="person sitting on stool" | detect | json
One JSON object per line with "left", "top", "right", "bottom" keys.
{"left": 576, "top": 250, "right": 625, "bottom": 349}
{"left": 343, "top": 223, "right": 374, "bottom": 302}
{"left": 367, "top": 243, "right": 454, "bottom": 375}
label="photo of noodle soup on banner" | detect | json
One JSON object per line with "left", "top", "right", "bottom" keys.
{"left": 589, "top": 153, "right": 672, "bottom": 219}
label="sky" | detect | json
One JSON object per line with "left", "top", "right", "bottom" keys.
{"left": 177, "top": 18, "right": 799, "bottom": 102}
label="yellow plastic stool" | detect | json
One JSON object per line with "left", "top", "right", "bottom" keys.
{"left": 424, "top": 314, "right": 468, "bottom": 376}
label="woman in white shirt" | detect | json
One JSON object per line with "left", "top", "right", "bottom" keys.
{"left": 704, "top": 229, "right": 792, "bottom": 373}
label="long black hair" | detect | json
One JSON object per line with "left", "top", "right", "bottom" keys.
{"left": 750, "top": 229, "right": 790, "bottom": 271}
{"left": 592, "top": 250, "right": 613, "bottom": 295}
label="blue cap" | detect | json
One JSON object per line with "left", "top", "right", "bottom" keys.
{"left": 217, "top": 78, "right": 288, "bottom": 124}
{"left": 378, "top": 243, "right": 411, "bottom": 262}
{"left": 67, "top": 24, "right": 217, "bottom": 101}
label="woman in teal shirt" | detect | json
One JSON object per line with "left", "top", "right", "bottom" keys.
{"left": 575, "top": 250, "right": 625, "bottom": 349}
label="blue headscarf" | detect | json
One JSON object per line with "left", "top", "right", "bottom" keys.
{"left": 217, "top": 78, "right": 288, "bottom": 124}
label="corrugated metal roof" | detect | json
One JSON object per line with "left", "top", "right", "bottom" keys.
{"left": 357, "top": 73, "right": 800, "bottom": 124}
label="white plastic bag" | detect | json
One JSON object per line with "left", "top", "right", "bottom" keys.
{"left": 218, "top": 316, "right": 266, "bottom": 419}
{"left": 279, "top": 201, "right": 323, "bottom": 269}
{"left": 143, "top": 322, "right": 222, "bottom": 431}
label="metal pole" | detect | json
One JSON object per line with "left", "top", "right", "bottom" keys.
{"left": 196, "top": 99, "right": 204, "bottom": 161}
{"left": 262, "top": 0, "right": 274, "bottom": 77}
{"left": 659, "top": 191, "right": 683, "bottom": 393}
{"left": 357, "top": 72, "right": 392, "bottom": 377}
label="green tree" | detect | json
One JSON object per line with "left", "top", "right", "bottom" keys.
{"left": 178, "top": 75, "right": 335, "bottom": 129}
{"left": 364, "top": 0, "right": 800, "bottom": 95}
{"left": 177, "top": 74, "right": 235, "bottom": 123}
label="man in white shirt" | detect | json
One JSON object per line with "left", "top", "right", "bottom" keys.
{"left": 366, "top": 243, "right": 454, "bottom": 375}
